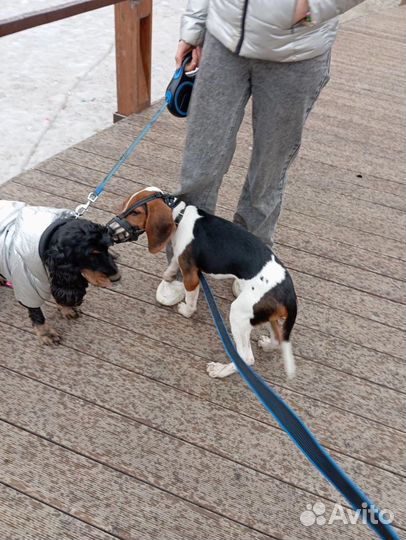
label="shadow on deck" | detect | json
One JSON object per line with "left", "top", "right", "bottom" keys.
{"left": 0, "top": 6, "right": 404, "bottom": 540}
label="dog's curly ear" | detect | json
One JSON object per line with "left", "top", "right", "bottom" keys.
{"left": 50, "top": 280, "right": 87, "bottom": 307}
{"left": 44, "top": 245, "right": 72, "bottom": 274}
{"left": 44, "top": 246, "right": 88, "bottom": 307}
{"left": 145, "top": 199, "right": 176, "bottom": 254}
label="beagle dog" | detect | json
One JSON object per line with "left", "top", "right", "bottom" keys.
{"left": 114, "top": 188, "right": 297, "bottom": 379}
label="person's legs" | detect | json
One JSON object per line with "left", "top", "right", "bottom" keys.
{"left": 177, "top": 32, "right": 251, "bottom": 213}
{"left": 158, "top": 33, "right": 251, "bottom": 306}
{"left": 234, "top": 51, "right": 331, "bottom": 247}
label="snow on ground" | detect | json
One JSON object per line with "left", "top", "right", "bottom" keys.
{"left": 0, "top": 0, "right": 399, "bottom": 185}
{"left": 0, "top": 0, "right": 185, "bottom": 184}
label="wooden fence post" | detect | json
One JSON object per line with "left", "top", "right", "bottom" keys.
{"left": 114, "top": 0, "right": 152, "bottom": 121}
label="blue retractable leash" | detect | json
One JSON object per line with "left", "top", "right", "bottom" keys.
{"left": 75, "top": 55, "right": 197, "bottom": 216}
{"left": 74, "top": 58, "right": 399, "bottom": 540}
{"left": 165, "top": 53, "right": 197, "bottom": 117}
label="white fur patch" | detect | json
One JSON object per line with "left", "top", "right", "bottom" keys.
{"left": 209, "top": 258, "right": 286, "bottom": 303}
{"left": 143, "top": 186, "right": 163, "bottom": 193}
{"left": 250, "top": 257, "right": 286, "bottom": 293}
{"left": 172, "top": 205, "right": 202, "bottom": 257}
{"left": 237, "top": 256, "right": 286, "bottom": 318}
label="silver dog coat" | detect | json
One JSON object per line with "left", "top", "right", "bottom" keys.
{"left": 0, "top": 200, "right": 74, "bottom": 308}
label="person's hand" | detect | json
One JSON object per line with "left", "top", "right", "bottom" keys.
{"left": 293, "top": 0, "right": 310, "bottom": 23}
{"left": 175, "top": 40, "right": 202, "bottom": 71}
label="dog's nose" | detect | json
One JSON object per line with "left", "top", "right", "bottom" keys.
{"left": 110, "top": 272, "right": 121, "bottom": 282}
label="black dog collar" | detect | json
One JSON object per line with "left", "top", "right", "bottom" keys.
{"left": 174, "top": 207, "right": 185, "bottom": 226}
{"left": 39, "top": 217, "right": 75, "bottom": 263}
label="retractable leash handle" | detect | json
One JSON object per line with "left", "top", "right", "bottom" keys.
{"left": 166, "top": 53, "right": 198, "bottom": 118}
{"left": 200, "top": 274, "right": 399, "bottom": 540}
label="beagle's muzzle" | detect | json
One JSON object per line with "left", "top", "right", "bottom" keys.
{"left": 107, "top": 192, "right": 179, "bottom": 244}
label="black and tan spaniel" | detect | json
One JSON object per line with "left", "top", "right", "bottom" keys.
{"left": 0, "top": 200, "right": 120, "bottom": 344}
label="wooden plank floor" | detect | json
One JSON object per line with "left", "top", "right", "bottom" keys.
{"left": 0, "top": 7, "right": 404, "bottom": 540}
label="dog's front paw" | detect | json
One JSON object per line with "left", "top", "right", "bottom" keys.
{"left": 58, "top": 305, "right": 81, "bottom": 320}
{"left": 35, "top": 324, "right": 62, "bottom": 345}
{"left": 258, "top": 335, "right": 279, "bottom": 351}
{"left": 178, "top": 302, "right": 195, "bottom": 318}
{"left": 207, "top": 362, "right": 236, "bottom": 378}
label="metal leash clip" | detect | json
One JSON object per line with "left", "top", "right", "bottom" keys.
{"left": 74, "top": 191, "right": 99, "bottom": 218}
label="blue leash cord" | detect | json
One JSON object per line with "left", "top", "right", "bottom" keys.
{"left": 200, "top": 273, "right": 399, "bottom": 540}
{"left": 94, "top": 101, "right": 167, "bottom": 197}
{"left": 74, "top": 100, "right": 168, "bottom": 216}
{"left": 75, "top": 57, "right": 197, "bottom": 216}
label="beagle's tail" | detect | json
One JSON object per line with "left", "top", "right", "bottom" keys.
{"left": 282, "top": 341, "right": 296, "bottom": 379}
{"left": 281, "top": 301, "right": 297, "bottom": 379}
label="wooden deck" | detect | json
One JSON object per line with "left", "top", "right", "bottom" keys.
{"left": 0, "top": 7, "right": 405, "bottom": 540}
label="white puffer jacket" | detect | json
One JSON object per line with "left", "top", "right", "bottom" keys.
{"left": 0, "top": 200, "right": 73, "bottom": 308}
{"left": 180, "top": 0, "right": 365, "bottom": 61}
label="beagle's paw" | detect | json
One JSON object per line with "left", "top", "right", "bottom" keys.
{"left": 58, "top": 306, "right": 81, "bottom": 320}
{"left": 177, "top": 302, "right": 195, "bottom": 318}
{"left": 156, "top": 280, "right": 185, "bottom": 306}
{"left": 207, "top": 362, "right": 236, "bottom": 378}
{"left": 258, "top": 335, "right": 279, "bottom": 351}
{"left": 35, "top": 324, "right": 62, "bottom": 345}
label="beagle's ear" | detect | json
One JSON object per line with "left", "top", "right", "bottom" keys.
{"left": 145, "top": 199, "right": 175, "bottom": 254}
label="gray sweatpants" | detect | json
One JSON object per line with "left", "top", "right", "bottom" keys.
{"left": 176, "top": 32, "right": 331, "bottom": 247}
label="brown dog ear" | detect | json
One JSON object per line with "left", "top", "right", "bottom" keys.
{"left": 145, "top": 199, "right": 175, "bottom": 253}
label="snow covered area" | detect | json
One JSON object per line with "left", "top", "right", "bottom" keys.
{"left": 0, "top": 0, "right": 186, "bottom": 184}
{"left": 0, "top": 0, "right": 398, "bottom": 185}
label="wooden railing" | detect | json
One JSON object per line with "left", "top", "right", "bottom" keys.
{"left": 0, "top": 0, "right": 152, "bottom": 119}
